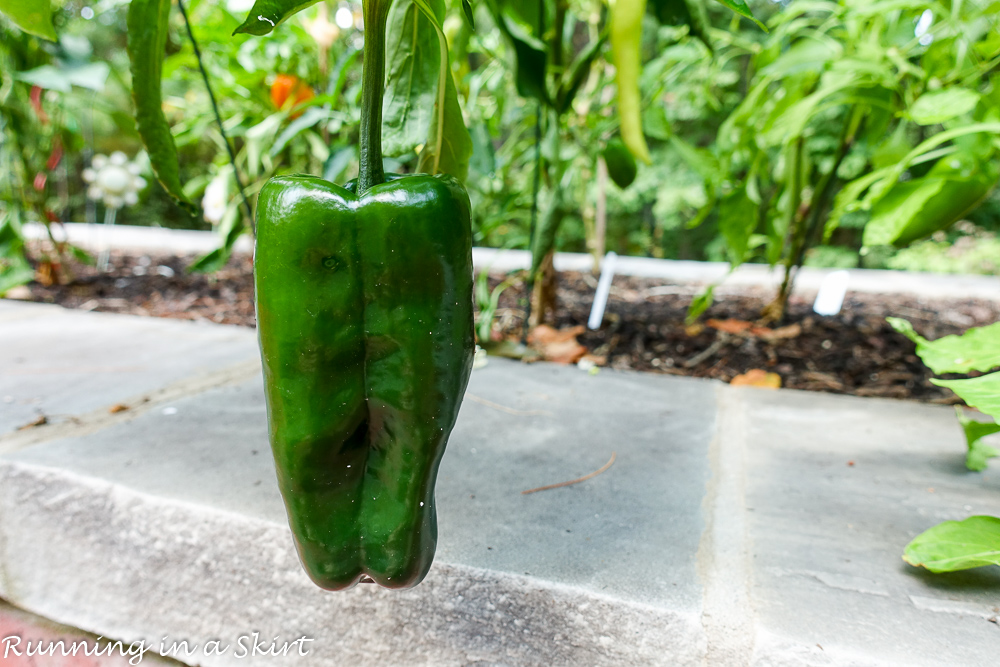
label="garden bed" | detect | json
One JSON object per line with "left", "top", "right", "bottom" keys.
{"left": 11, "top": 248, "right": 998, "bottom": 402}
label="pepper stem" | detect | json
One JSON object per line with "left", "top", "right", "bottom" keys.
{"left": 358, "top": 0, "right": 392, "bottom": 195}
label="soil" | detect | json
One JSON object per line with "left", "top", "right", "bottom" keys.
{"left": 11, "top": 248, "right": 1000, "bottom": 403}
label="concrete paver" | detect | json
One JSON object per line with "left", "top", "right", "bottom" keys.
{"left": 1, "top": 302, "right": 998, "bottom": 666}
{"left": 0, "top": 301, "right": 259, "bottom": 434}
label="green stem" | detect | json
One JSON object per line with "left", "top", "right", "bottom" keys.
{"left": 358, "top": 0, "right": 393, "bottom": 195}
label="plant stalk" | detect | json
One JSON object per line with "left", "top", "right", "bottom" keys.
{"left": 358, "top": 0, "right": 393, "bottom": 195}
{"left": 177, "top": 0, "right": 255, "bottom": 232}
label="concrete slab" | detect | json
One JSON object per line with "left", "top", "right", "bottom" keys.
{"left": 0, "top": 361, "right": 714, "bottom": 666}
{"left": 0, "top": 301, "right": 259, "bottom": 434}
{"left": 739, "top": 389, "right": 1000, "bottom": 667}
{"left": 1, "top": 306, "right": 998, "bottom": 666}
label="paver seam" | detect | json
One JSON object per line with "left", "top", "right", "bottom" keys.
{"left": 697, "top": 385, "right": 755, "bottom": 666}
{"left": 0, "top": 359, "right": 262, "bottom": 454}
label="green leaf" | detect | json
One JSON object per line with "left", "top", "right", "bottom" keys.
{"left": 383, "top": 0, "right": 441, "bottom": 157}
{"left": 956, "top": 408, "right": 1000, "bottom": 472}
{"left": 69, "top": 245, "right": 95, "bottom": 266}
{"left": 710, "top": 0, "right": 765, "bottom": 31}
{"left": 0, "top": 0, "right": 57, "bottom": 41}
{"left": 233, "top": 0, "right": 320, "bottom": 36}
{"left": 856, "top": 123, "right": 1000, "bottom": 216}
{"left": 462, "top": 0, "right": 475, "bottom": 28}
{"left": 718, "top": 185, "right": 756, "bottom": 265}
{"left": 933, "top": 373, "right": 1000, "bottom": 423}
{"left": 887, "top": 318, "right": 1000, "bottom": 375}
{"left": 908, "top": 88, "right": 981, "bottom": 126}
{"left": 649, "top": 0, "right": 712, "bottom": 50}
{"left": 127, "top": 0, "right": 195, "bottom": 213}
{"left": 759, "top": 37, "right": 840, "bottom": 78}
{"left": 406, "top": 0, "right": 472, "bottom": 181}
{"left": 863, "top": 152, "right": 1000, "bottom": 247}
{"left": 904, "top": 515, "right": 1000, "bottom": 573}
{"left": 682, "top": 0, "right": 712, "bottom": 51}
{"left": 15, "top": 62, "right": 110, "bottom": 93}
{"left": 270, "top": 107, "right": 329, "bottom": 157}
{"left": 0, "top": 218, "right": 34, "bottom": 296}
{"left": 669, "top": 135, "right": 721, "bottom": 183}
{"left": 494, "top": 7, "right": 551, "bottom": 105}
{"left": 555, "top": 32, "right": 607, "bottom": 114}
{"left": 686, "top": 284, "right": 715, "bottom": 324}
{"left": 190, "top": 204, "right": 245, "bottom": 274}
{"left": 323, "top": 146, "right": 356, "bottom": 183}
{"left": 417, "top": 68, "right": 473, "bottom": 182}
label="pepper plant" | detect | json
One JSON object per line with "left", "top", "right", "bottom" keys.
{"left": 480, "top": 0, "right": 761, "bottom": 326}
{"left": 682, "top": 0, "right": 1000, "bottom": 322}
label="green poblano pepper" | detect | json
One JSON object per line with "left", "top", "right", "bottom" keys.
{"left": 253, "top": 0, "right": 474, "bottom": 590}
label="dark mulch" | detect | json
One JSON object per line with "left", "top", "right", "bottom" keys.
{"left": 12, "top": 249, "right": 999, "bottom": 403}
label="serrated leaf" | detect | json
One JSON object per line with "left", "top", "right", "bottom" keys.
{"left": 887, "top": 318, "right": 1000, "bottom": 375}
{"left": 234, "top": 0, "right": 320, "bottom": 36}
{"left": 933, "top": 372, "right": 1000, "bottom": 423}
{"left": 956, "top": 408, "right": 1000, "bottom": 472}
{"left": 909, "top": 88, "right": 981, "bottom": 126}
{"left": 0, "top": 0, "right": 57, "bottom": 41}
{"left": 127, "top": 0, "right": 195, "bottom": 213}
{"left": 904, "top": 516, "right": 1000, "bottom": 573}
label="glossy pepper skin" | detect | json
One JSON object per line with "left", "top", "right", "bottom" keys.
{"left": 254, "top": 172, "right": 474, "bottom": 590}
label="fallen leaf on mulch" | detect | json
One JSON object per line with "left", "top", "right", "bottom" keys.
{"left": 708, "top": 319, "right": 802, "bottom": 342}
{"left": 708, "top": 318, "right": 754, "bottom": 335}
{"left": 684, "top": 322, "right": 705, "bottom": 337}
{"left": 757, "top": 323, "right": 802, "bottom": 342}
{"left": 528, "top": 325, "right": 588, "bottom": 364}
{"left": 18, "top": 415, "right": 48, "bottom": 430}
{"left": 731, "top": 369, "right": 782, "bottom": 389}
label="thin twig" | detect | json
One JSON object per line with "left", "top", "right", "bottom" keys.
{"left": 466, "top": 394, "right": 553, "bottom": 417}
{"left": 522, "top": 452, "right": 617, "bottom": 495}
{"left": 177, "top": 0, "right": 255, "bottom": 233}
{"left": 684, "top": 333, "right": 730, "bottom": 368}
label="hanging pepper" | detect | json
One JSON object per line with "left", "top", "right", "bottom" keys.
{"left": 609, "top": 0, "right": 652, "bottom": 165}
{"left": 254, "top": 0, "right": 474, "bottom": 590}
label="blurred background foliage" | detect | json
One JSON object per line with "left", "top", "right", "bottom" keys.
{"left": 2, "top": 0, "right": 999, "bottom": 297}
